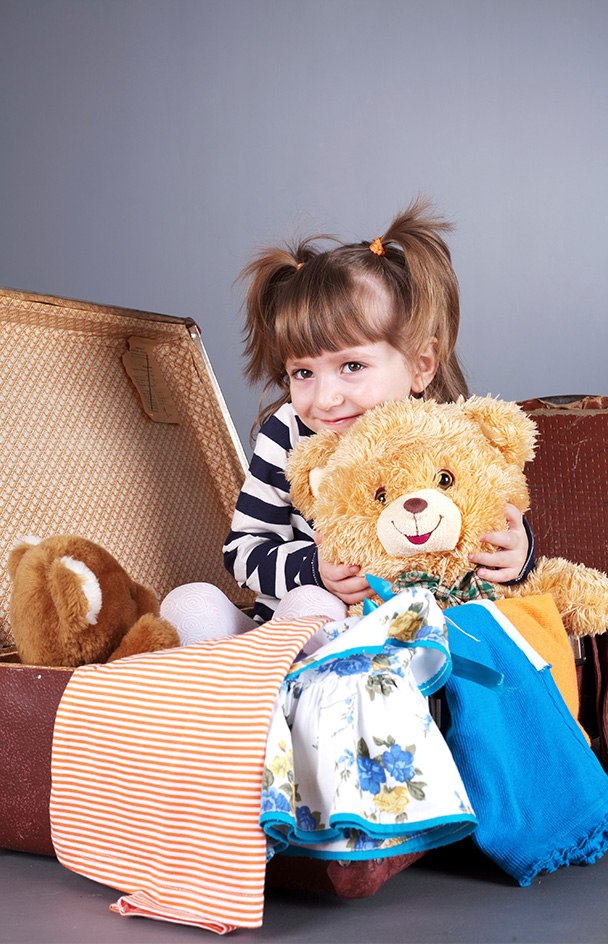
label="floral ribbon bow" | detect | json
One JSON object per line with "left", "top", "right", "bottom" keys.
{"left": 391, "top": 569, "right": 498, "bottom": 606}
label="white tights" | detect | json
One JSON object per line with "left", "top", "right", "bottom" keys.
{"left": 160, "top": 583, "right": 347, "bottom": 647}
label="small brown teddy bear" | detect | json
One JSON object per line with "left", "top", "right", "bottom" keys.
{"left": 286, "top": 395, "right": 608, "bottom": 638}
{"left": 8, "top": 534, "right": 179, "bottom": 666}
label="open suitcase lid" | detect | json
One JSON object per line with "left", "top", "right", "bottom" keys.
{"left": 0, "top": 287, "right": 254, "bottom": 648}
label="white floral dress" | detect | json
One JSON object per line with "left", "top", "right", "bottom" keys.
{"left": 260, "top": 588, "right": 477, "bottom": 861}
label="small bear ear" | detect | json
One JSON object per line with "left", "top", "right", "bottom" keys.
{"left": 286, "top": 429, "right": 342, "bottom": 519}
{"left": 460, "top": 395, "right": 537, "bottom": 468}
{"left": 50, "top": 556, "right": 103, "bottom": 627}
{"left": 7, "top": 535, "right": 43, "bottom": 580}
{"left": 309, "top": 466, "right": 328, "bottom": 498}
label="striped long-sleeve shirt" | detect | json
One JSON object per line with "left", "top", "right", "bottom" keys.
{"left": 223, "top": 403, "right": 320, "bottom": 622}
{"left": 223, "top": 402, "right": 536, "bottom": 623}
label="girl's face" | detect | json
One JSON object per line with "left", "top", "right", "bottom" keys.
{"left": 285, "top": 340, "right": 437, "bottom": 434}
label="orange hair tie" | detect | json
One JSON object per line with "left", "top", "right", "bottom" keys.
{"left": 296, "top": 262, "right": 305, "bottom": 271}
{"left": 369, "top": 237, "right": 386, "bottom": 257}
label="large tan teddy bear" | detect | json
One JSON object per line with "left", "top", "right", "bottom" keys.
{"left": 8, "top": 534, "right": 179, "bottom": 666}
{"left": 286, "top": 395, "right": 608, "bottom": 638}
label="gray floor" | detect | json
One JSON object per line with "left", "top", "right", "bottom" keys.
{"left": 2, "top": 839, "right": 608, "bottom": 944}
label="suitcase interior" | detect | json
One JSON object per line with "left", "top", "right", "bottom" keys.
{"left": 0, "top": 286, "right": 253, "bottom": 654}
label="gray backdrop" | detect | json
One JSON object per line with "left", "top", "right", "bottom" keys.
{"left": 1, "top": 0, "right": 606, "bottom": 456}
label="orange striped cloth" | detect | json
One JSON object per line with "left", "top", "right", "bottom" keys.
{"left": 50, "top": 617, "right": 324, "bottom": 934}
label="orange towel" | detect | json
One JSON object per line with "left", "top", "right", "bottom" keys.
{"left": 50, "top": 616, "right": 324, "bottom": 934}
{"left": 496, "top": 594, "right": 585, "bottom": 740}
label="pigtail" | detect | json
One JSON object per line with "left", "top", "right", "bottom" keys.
{"left": 381, "top": 195, "right": 454, "bottom": 260}
{"left": 380, "top": 196, "right": 467, "bottom": 402}
{"left": 239, "top": 236, "right": 331, "bottom": 440}
{"left": 241, "top": 246, "right": 303, "bottom": 387}
{"left": 380, "top": 196, "right": 458, "bottom": 344}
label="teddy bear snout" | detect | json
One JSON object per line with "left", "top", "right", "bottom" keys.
{"left": 403, "top": 497, "right": 428, "bottom": 515}
{"left": 376, "top": 488, "right": 462, "bottom": 558}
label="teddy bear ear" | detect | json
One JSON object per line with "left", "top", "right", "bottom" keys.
{"left": 7, "top": 535, "right": 43, "bottom": 580}
{"left": 286, "top": 429, "right": 342, "bottom": 519}
{"left": 460, "top": 395, "right": 537, "bottom": 468}
{"left": 49, "top": 556, "right": 103, "bottom": 628}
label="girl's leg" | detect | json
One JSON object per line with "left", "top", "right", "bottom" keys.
{"left": 274, "top": 585, "right": 347, "bottom": 621}
{"left": 160, "top": 583, "right": 256, "bottom": 645}
{"left": 274, "top": 585, "right": 348, "bottom": 655}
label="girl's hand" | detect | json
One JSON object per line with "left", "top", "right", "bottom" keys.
{"left": 315, "top": 533, "right": 374, "bottom": 605}
{"left": 468, "top": 503, "right": 529, "bottom": 584}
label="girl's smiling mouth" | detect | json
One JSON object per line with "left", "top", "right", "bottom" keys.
{"left": 318, "top": 414, "right": 361, "bottom": 428}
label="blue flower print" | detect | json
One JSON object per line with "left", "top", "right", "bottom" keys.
{"left": 382, "top": 653, "right": 407, "bottom": 678}
{"left": 261, "top": 786, "right": 291, "bottom": 814}
{"left": 382, "top": 744, "right": 416, "bottom": 782}
{"left": 320, "top": 654, "right": 372, "bottom": 676}
{"left": 296, "top": 806, "right": 317, "bottom": 832}
{"left": 417, "top": 624, "right": 447, "bottom": 646}
{"left": 349, "top": 830, "right": 381, "bottom": 851}
{"left": 357, "top": 755, "right": 387, "bottom": 794}
{"left": 326, "top": 623, "right": 344, "bottom": 642}
{"left": 338, "top": 748, "right": 355, "bottom": 767}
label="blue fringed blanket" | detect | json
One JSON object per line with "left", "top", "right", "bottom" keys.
{"left": 444, "top": 601, "right": 608, "bottom": 886}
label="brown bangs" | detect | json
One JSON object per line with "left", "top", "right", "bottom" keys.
{"left": 272, "top": 255, "right": 402, "bottom": 365}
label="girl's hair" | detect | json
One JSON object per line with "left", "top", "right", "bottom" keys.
{"left": 241, "top": 195, "right": 468, "bottom": 435}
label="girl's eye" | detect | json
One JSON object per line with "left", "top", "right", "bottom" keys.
{"left": 435, "top": 469, "right": 455, "bottom": 490}
{"left": 291, "top": 368, "right": 313, "bottom": 380}
{"left": 374, "top": 486, "right": 387, "bottom": 504}
{"left": 342, "top": 361, "right": 365, "bottom": 374}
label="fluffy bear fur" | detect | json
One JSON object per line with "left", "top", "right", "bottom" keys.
{"left": 8, "top": 535, "right": 179, "bottom": 666}
{"left": 286, "top": 395, "right": 608, "bottom": 638}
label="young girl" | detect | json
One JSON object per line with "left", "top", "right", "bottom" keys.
{"left": 161, "top": 197, "right": 533, "bottom": 641}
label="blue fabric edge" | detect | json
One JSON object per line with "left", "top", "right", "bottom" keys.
{"left": 261, "top": 809, "right": 478, "bottom": 857}
{"left": 265, "top": 819, "right": 478, "bottom": 860}
{"left": 286, "top": 639, "right": 451, "bottom": 693}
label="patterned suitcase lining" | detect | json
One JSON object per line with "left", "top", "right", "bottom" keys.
{"left": 0, "top": 288, "right": 253, "bottom": 648}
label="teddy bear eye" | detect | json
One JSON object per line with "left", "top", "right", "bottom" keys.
{"left": 374, "top": 486, "right": 387, "bottom": 504}
{"left": 435, "top": 469, "right": 455, "bottom": 490}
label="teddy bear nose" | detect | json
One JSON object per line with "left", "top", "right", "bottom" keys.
{"left": 403, "top": 497, "right": 428, "bottom": 515}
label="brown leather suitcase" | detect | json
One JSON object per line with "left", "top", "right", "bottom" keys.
{"left": 0, "top": 287, "right": 253, "bottom": 853}
{"left": 0, "top": 654, "right": 71, "bottom": 855}
{"left": 517, "top": 395, "right": 608, "bottom": 762}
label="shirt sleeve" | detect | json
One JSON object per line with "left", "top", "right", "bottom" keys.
{"left": 223, "top": 407, "right": 319, "bottom": 620}
{"left": 504, "top": 516, "right": 536, "bottom": 586}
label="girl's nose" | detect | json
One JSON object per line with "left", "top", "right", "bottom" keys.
{"left": 315, "top": 383, "right": 344, "bottom": 411}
